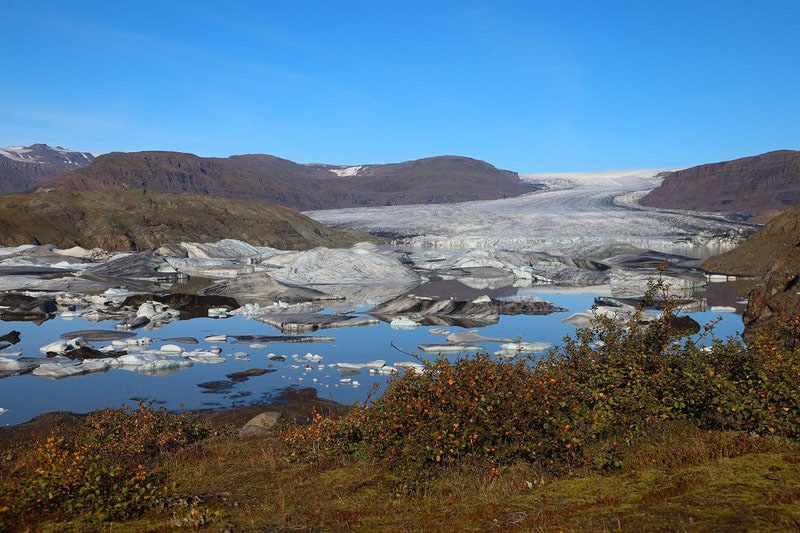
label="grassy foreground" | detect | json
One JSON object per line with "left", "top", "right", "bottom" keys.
{"left": 3, "top": 420, "right": 798, "bottom": 531}
{"left": 2, "top": 282, "right": 800, "bottom": 531}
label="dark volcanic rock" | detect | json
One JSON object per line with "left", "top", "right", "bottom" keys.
{"left": 52, "top": 346, "right": 118, "bottom": 360}
{"left": 59, "top": 330, "right": 136, "bottom": 341}
{"left": 666, "top": 315, "right": 701, "bottom": 335}
{"left": 0, "top": 330, "right": 21, "bottom": 344}
{"left": 226, "top": 368, "right": 274, "bottom": 382}
{"left": 198, "top": 380, "right": 236, "bottom": 393}
{"left": 640, "top": 150, "right": 800, "bottom": 220}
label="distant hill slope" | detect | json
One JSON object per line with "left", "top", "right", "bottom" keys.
{"left": 0, "top": 190, "right": 376, "bottom": 251}
{"left": 702, "top": 202, "right": 800, "bottom": 277}
{"left": 33, "top": 152, "right": 536, "bottom": 210}
{"left": 639, "top": 150, "right": 800, "bottom": 221}
{"left": 0, "top": 144, "right": 95, "bottom": 193}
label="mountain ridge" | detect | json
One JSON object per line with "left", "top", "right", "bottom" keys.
{"left": 32, "top": 151, "right": 538, "bottom": 210}
{"left": 639, "top": 150, "right": 800, "bottom": 221}
{"left": 0, "top": 143, "right": 95, "bottom": 193}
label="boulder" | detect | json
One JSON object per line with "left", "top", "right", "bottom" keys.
{"left": 239, "top": 411, "right": 283, "bottom": 436}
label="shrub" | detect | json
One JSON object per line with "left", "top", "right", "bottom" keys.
{"left": 0, "top": 405, "right": 215, "bottom": 526}
{"left": 284, "top": 281, "right": 800, "bottom": 477}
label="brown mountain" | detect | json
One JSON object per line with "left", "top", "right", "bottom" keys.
{"left": 0, "top": 190, "right": 376, "bottom": 251}
{"left": 33, "top": 151, "right": 536, "bottom": 210}
{"left": 639, "top": 150, "right": 800, "bottom": 221}
{"left": 0, "top": 144, "right": 95, "bottom": 193}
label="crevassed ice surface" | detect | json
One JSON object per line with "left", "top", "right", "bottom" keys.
{"left": 306, "top": 169, "right": 757, "bottom": 258}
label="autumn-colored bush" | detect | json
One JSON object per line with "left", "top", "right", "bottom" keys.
{"left": 284, "top": 282, "right": 800, "bottom": 477}
{"left": 0, "top": 405, "right": 215, "bottom": 526}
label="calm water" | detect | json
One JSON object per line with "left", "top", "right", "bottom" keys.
{"left": 0, "top": 287, "right": 745, "bottom": 426}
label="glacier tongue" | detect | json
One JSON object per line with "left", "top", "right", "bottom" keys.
{"left": 306, "top": 169, "right": 757, "bottom": 258}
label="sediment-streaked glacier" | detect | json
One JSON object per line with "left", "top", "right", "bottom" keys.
{"left": 306, "top": 169, "right": 758, "bottom": 258}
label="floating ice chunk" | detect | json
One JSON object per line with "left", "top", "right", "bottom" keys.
{"left": 500, "top": 342, "right": 552, "bottom": 353}
{"left": 418, "top": 344, "right": 483, "bottom": 353}
{"left": 185, "top": 352, "right": 225, "bottom": 364}
{"left": 33, "top": 360, "right": 109, "bottom": 379}
{"left": 159, "top": 344, "right": 184, "bottom": 354}
{"left": 395, "top": 361, "right": 425, "bottom": 373}
{"left": 205, "top": 334, "right": 227, "bottom": 342}
{"left": 369, "top": 365, "right": 397, "bottom": 375}
{"left": 208, "top": 308, "right": 228, "bottom": 318}
{"left": 339, "top": 378, "right": 351, "bottom": 384}
{"left": 365, "top": 359, "right": 386, "bottom": 369}
{"left": 0, "top": 407, "right": 6, "bottom": 415}
{"left": 138, "top": 359, "right": 192, "bottom": 372}
{"left": 336, "top": 362, "right": 365, "bottom": 370}
{"left": 113, "top": 337, "right": 153, "bottom": 348}
{"left": 351, "top": 380, "right": 360, "bottom": 387}
{"left": 710, "top": 306, "right": 737, "bottom": 313}
{"left": 40, "top": 337, "right": 90, "bottom": 355}
{"left": 429, "top": 328, "right": 450, "bottom": 336}
{"left": 304, "top": 353, "right": 323, "bottom": 363}
{"left": 390, "top": 316, "right": 419, "bottom": 330}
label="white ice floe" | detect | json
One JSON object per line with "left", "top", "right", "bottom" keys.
{"left": 394, "top": 361, "right": 425, "bottom": 373}
{"left": 204, "top": 334, "right": 227, "bottom": 342}
{"left": 418, "top": 344, "right": 484, "bottom": 353}
{"left": 499, "top": 342, "right": 552, "bottom": 353}
{"left": 159, "top": 344, "right": 184, "bottom": 354}
{"left": 39, "top": 337, "right": 90, "bottom": 355}
{"left": 710, "top": 306, "right": 737, "bottom": 313}
{"left": 390, "top": 316, "right": 419, "bottom": 329}
{"left": 32, "top": 360, "right": 109, "bottom": 379}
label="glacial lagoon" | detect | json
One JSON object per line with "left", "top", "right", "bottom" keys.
{"left": 0, "top": 285, "right": 745, "bottom": 427}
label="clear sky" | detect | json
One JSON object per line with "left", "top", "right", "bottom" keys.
{"left": 1, "top": 0, "right": 798, "bottom": 172}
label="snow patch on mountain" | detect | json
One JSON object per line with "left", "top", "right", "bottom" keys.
{"left": 330, "top": 165, "right": 363, "bottom": 177}
{"left": 0, "top": 144, "right": 95, "bottom": 166}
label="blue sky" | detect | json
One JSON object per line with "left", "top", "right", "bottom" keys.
{"left": 1, "top": 1, "right": 798, "bottom": 171}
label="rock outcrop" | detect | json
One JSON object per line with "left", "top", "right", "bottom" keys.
{"left": 700, "top": 203, "right": 800, "bottom": 339}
